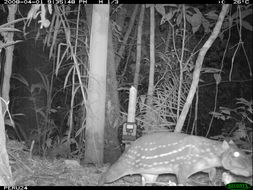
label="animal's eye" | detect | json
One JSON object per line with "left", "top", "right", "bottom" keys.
{"left": 233, "top": 151, "right": 240, "bottom": 158}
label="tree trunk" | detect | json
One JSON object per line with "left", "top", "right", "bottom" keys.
{"left": 104, "top": 22, "right": 122, "bottom": 164}
{"left": 0, "top": 5, "right": 17, "bottom": 185}
{"left": 0, "top": 101, "right": 13, "bottom": 185}
{"left": 84, "top": 5, "right": 109, "bottom": 165}
{"left": 144, "top": 5, "right": 156, "bottom": 132}
{"left": 1, "top": 5, "right": 17, "bottom": 112}
{"left": 133, "top": 5, "right": 145, "bottom": 88}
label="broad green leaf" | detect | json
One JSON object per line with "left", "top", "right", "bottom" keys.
{"left": 201, "top": 67, "right": 221, "bottom": 73}
{"left": 191, "top": 13, "right": 202, "bottom": 27}
{"left": 192, "top": 25, "right": 200, "bottom": 33}
{"left": 186, "top": 14, "right": 192, "bottom": 24}
{"left": 242, "top": 20, "right": 253, "bottom": 31}
{"left": 205, "top": 10, "right": 218, "bottom": 20}
{"left": 176, "top": 12, "right": 182, "bottom": 26}
{"left": 161, "top": 12, "right": 173, "bottom": 24}
{"left": 214, "top": 73, "right": 221, "bottom": 84}
{"left": 202, "top": 17, "right": 210, "bottom": 33}
{"left": 155, "top": 4, "right": 166, "bottom": 16}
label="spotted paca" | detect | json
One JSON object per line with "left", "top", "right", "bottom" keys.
{"left": 98, "top": 132, "right": 252, "bottom": 185}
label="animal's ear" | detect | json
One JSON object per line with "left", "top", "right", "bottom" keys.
{"left": 222, "top": 140, "right": 230, "bottom": 150}
{"left": 228, "top": 140, "right": 235, "bottom": 145}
